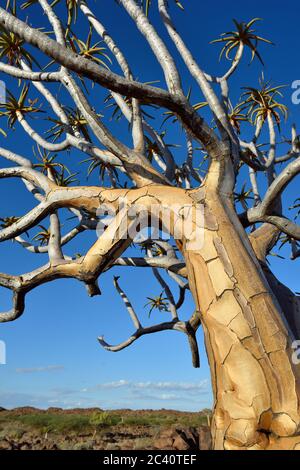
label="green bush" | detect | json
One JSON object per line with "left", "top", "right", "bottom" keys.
{"left": 89, "top": 412, "right": 121, "bottom": 428}
{"left": 120, "top": 412, "right": 208, "bottom": 427}
{"left": 14, "top": 413, "right": 91, "bottom": 433}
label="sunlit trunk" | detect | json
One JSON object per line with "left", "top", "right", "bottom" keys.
{"left": 183, "top": 191, "right": 300, "bottom": 450}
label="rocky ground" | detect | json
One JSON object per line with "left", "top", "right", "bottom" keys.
{"left": 0, "top": 407, "right": 212, "bottom": 450}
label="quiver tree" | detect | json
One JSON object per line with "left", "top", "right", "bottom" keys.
{"left": 0, "top": 0, "right": 300, "bottom": 450}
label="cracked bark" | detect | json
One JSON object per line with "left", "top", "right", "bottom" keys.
{"left": 183, "top": 188, "right": 300, "bottom": 449}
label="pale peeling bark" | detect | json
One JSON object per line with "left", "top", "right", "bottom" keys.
{"left": 182, "top": 183, "right": 300, "bottom": 449}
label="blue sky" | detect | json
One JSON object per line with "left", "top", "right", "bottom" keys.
{"left": 0, "top": 0, "right": 299, "bottom": 412}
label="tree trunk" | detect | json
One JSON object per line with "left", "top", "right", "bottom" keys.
{"left": 182, "top": 189, "right": 300, "bottom": 450}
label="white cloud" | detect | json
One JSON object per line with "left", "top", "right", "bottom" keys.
{"left": 132, "top": 392, "right": 180, "bottom": 401}
{"left": 99, "top": 379, "right": 130, "bottom": 389}
{"left": 83, "top": 379, "right": 209, "bottom": 395}
{"left": 0, "top": 377, "right": 211, "bottom": 411}
{"left": 16, "top": 365, "right": 65, "bottom": 374}
{"left": 132, "top": 380, "right": 209, "bottom": 391}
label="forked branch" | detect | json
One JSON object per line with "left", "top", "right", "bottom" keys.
{"left": 98, "top": 276, "right": 200, "bottom": 368}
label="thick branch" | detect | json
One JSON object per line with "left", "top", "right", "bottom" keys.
{"left": 0, "top": 7, "right": 221, "bottom": 158}
{"left": 0, "top": 61, "right": 61, "bottom": 81}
